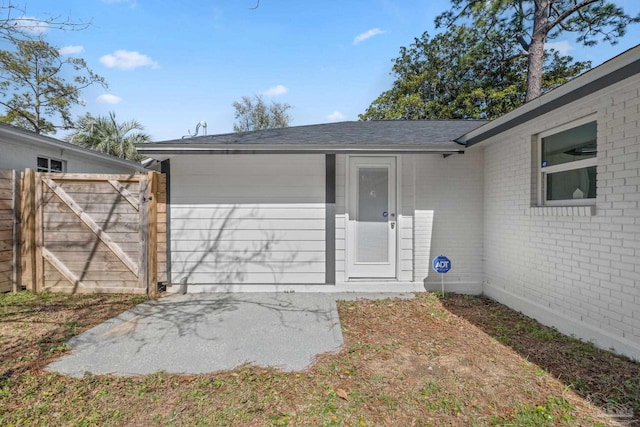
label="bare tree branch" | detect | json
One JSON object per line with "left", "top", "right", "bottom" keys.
{"left": 546, "top": 0, "right": 599, "bottom": 32}
{"left": 0, "top": 2, "right": 91, "bottom": 43}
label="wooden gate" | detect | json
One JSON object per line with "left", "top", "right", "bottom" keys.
{"left": 0, "top": 170, "right": 19, "bottom": 292}
{"left": 21, "top": 170, "right": 165, "bottom": 295}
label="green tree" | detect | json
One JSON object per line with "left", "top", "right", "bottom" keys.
{"left": 436, "top": 0, "right": 640, "bottom": 101}
{"left": 360, "top": 25, "right": 588, "bottom": 121}
{"left": 66, "top": 112, "right": 150, "bottom": 161}
{"left": 0, "top": 38, "right": 106, "bottom": 134}
{"left": 232, "top": 94, "right": 291, "bottom": 132}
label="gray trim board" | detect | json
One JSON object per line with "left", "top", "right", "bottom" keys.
{"left": 464, "top": 58, "right": 640, "bottom": 147}
{"left": 138, "top": 148, "right": 465, "bottom": 156}
{"left": 325, "top": 154, "right": 336, "bottom": 285}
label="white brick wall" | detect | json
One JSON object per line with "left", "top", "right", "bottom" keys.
{"left": 478, "top": 74, "right": 640, "bottom": 360}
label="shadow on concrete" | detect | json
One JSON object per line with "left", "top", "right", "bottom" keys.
{"left": 46, "top": 292, "right": 343, "bottom": 377}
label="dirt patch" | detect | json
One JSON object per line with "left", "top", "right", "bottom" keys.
{"left": 441, "top": 293, "right": 640, "bottom": 426}
{"left": 0, "top": 292, "right": 148, "bottom": 378}
{"left": 1, "top": 291, "right": 637, "bottom": 426}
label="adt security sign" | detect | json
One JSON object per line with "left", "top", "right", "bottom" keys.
{"left": 432, "top": 255, "right": 451, "bottom": 294}
{"left": 432, "top": 255, "right": 451, "bottom": 273}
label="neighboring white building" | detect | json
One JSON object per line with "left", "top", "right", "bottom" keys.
{"left": 138, "top": 44, "right": 640, "bottom": 361}
{"left": 0, "top": 123, "right": 145, "bottom": 174}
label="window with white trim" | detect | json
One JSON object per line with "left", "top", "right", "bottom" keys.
{"left": 37, "top": 156, "right": 65, "bottom": 173}
{"left": 539, "top": 119, "right": 597, "bottom": 205}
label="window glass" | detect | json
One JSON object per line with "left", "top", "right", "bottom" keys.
{"left": 50, "top": 159, "right": 64, "bottom": 172}
{"left": 546, "top": 166, "right": 596, "bottom": 201}
{"left": 539, "top": 120, "right": 597, "bottom": 205}
{"left": 542, "top": 121, "right": 596, "bottom": 168}
{"left": 37, "top": 156, "right": 65, "bottom": 173}
{"left": 37, "top": 157, "right": 49, "bottom": 171}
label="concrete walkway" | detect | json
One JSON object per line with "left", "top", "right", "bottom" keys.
{"left": 46, "top": 292, "right": 414, "bottom": 377}
{"left": 46, "top": 293, "right": 343, "bottom": 377}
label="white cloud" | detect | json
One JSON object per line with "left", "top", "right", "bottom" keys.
{"left": 96, "top": 94, "right": 123, "bottom": 104}
{"left": 59, "top": 45, "right": 84, "bottom": 55}
{"left": 100, "top": 50, "right": 159, "bottom": 70}
{"left": 353, "top": 28, "right": 386, "bottom": 45}
{"left": 11, "top": 16, "right": 48, "bottom": 34}
{"left": 546, "top": 40, "right": 574, "bottom": 55}
{"left": 263, "top": 84, "right": 288, "bottom": 97}
{"left": 327, "top": 111, "right": 345, "bottom": 122}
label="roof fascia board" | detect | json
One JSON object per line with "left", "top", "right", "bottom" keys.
{"left": 137, "top": 146, "right": 465, "bottom": 155}
{"left": 461, "top": 49, "right": 640, "bottom": 147}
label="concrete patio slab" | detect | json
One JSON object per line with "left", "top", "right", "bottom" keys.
{"left": 46, "top": 293, "right": 345, "bottom": 377}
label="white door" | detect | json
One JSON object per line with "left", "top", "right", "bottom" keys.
{"left": 347, "top": 157, "right": 397, "bottom": 278}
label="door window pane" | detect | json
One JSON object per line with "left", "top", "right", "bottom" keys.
{"left": 356, "top": 167, "right": 388, "bottom": 262}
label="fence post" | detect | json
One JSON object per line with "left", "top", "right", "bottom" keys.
{"left": 11, "top": 170, "right": 20, "bottom": 292}
{"left": 33, "top": 171, "right": 43, "bottom": 293}
{"left": 20, "top": 169, "right": 36, "bottom": 292}
{"left": 138, "top": 175, "right": 148, "bottom": 293}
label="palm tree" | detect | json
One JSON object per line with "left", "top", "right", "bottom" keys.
{"left": 66, "top": 111, "right": 151, "bottom": 161}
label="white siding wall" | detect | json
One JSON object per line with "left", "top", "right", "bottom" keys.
{"left": 399, "top": 156, "right": 414, "bottom": 281}
{"left": 0, "top": 138, "right": 140, "bottom": 173}
{"left": 479, "top": 74, "right": 640, "bottom": 360}
{"left": 336, "top": 155, "right": 347, "bottom": 284}
{"left": 335, "top": 153, "right": 483, "bottom": 292}
{"left": 413, "top": 152, "right": 485, "bottom": 293}
{"left": 170, "top": 154, "right": 326, "bottom": 286}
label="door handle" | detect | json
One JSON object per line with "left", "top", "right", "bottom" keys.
{"left": 390, "top": 222, "right": 395, "bottom": 229}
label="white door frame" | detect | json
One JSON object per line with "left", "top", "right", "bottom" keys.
{"left": 345, "top": 156, "right": 398, "bottom": 279}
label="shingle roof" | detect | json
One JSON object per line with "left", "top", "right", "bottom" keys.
{"left": 138, "top": 120, "right": 488, "bottom": 156}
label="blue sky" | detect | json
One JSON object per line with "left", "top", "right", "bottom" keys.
{"left": 7, "top": 0, "right": 640, "bottom": 141}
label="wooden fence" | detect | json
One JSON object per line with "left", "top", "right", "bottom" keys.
{"left": 0, "top": 170, "right": 19, "bottom": 292}
{"left": 7, "top": 169, "right": 166, "bottom": 296}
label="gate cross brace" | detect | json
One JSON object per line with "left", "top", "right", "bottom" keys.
{"left": 42, "top": 178, "right": 139, "bottom": 277}
{"left": 108, "top": 179, "right": 140, "bottom": 211}
{"left": 42, "top": 247, "right": 87, "bottom": 289}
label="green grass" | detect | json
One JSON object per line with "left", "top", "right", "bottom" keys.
{"left": 491, "top": 396, "right": 577, "bottom": 426}
{"left": 1, "top": 291, "right": 636, "bottom": 426}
